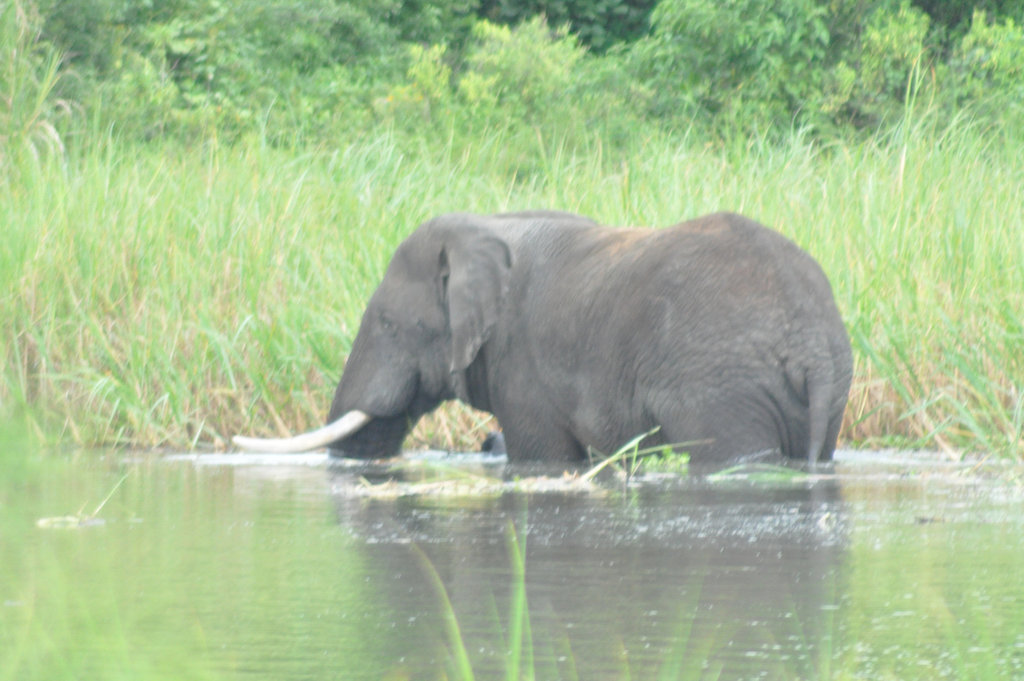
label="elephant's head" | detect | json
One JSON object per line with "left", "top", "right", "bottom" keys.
{"left": 232, "top": 215, "right": 512, "bottom": 458}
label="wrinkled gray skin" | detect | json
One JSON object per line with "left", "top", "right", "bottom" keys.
{"left": 325, "top": 210, "right": 852, "bottom": 465}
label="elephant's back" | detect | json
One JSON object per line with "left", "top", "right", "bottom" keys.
{"left": 536, "top": 211, "right": 841, "bottom": 344}
{"left": 649, "top": 212, "right": 840, "bottom": 319}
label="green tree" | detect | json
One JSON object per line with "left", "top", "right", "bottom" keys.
{"left": 914, "top": 0, "right": 1024, "bottom": 36}
{"left": 629, "top": 0, "right": 831, "bottom": 130}
{"left": 477, "top": 0, "right": 657, "bottom": 52}
{"left": 824, "top": 0, "right": 935, "bottom": 126}
{"left": 36, "top": 0, "right": 412, "bottom": 138}
{"left": 950, "top": 8, "right": 1024, "bottom": 126}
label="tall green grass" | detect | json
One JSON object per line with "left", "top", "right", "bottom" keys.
{"left": 2, "top": 113, "right": 1022, "bottom": 457}
{"left": 0, "top": 0, "right": 68, "bottom": 173}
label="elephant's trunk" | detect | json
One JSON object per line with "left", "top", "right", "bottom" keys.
{"left": 232, "top": 410, "right": 371, "bottom": 453}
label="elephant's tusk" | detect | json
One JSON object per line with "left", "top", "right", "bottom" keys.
{"left": 231, "top": 410, "right": 372, "bottom": 453}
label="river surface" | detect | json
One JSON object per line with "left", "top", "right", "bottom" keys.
{"left": 2, "top": 449, "right": 1023, "bottom": 680}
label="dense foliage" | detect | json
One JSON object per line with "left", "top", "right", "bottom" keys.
{"left": 7, "top": 0, "right": 1022, "bottom": 146}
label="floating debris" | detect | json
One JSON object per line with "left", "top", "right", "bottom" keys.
{"left": 340, "top": 471, "right": 602, "bottom": 499}
{"left": 35, "top": 473, "right": 128, "bottom": 530}
{"left": 36, "top": 516, "right": 107, "bottom": 529}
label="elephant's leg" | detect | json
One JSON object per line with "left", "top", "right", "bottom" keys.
{"left": 654, "top": 399, "right": 782, "bottom": 464}
{"left": 500, "top": 420, "right": 588, "bottom": 463}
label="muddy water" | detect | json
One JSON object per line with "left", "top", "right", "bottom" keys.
{"left": 2, "top": 450, "right": 1023, "bottom": 680}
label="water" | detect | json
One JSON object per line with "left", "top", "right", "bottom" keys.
{"left": 2, "top": 450, "right": 1023, "bottom": 680}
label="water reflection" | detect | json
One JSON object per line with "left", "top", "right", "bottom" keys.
{"left": 328, "top": 461, "right": 848, "bottom": 680}
{"left": 6, "top": 450, "right": 1024, "bottom": 681}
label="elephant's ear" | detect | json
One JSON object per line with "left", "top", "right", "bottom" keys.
{"left": 441, "top": 229, "right": 512, "bottom": 391}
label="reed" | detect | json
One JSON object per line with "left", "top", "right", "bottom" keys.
{"left": 1, "top": 112, "right": 1021, "bottom": 457}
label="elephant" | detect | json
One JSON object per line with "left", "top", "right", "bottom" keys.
{"left": 233, "top": 210, "right": 853, "bottom": 466}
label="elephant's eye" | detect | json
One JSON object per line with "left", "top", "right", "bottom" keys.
{"left": 379, "top": 312, "right": 397, "bottom": 335}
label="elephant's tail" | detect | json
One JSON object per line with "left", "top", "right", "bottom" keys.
{"left": 804, "top": 360, "right": 836, "bottom": 466}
